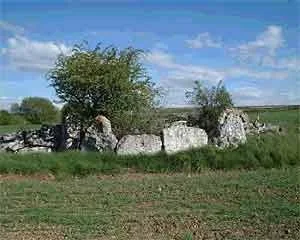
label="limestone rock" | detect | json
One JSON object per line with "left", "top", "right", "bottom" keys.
{"left": 82, "top": 115, "right": 118, "bottom": 152}
{"left": 117, "top": 134, "right": 162, "bottom": 155}
{"left": 215, "top": 108, "right": 247, "bottom": 148}
{"left": 162, "top": 121, "right": 208, "bottom": 154}
{"left": 18, "top": 147, "right": 52, "bottom": 153}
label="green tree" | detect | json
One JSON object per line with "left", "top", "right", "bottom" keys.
{"left": 20, "top": 97, "right": 59, "bottom": 124}
{"left": 10, "top": 103, "right": 20, "bottom": 114}
{"left": 186, "top": 80, "right": 233, "bottom": 138}
{"left": 47, "top": 42, "right": 160, "bottom": 137}
{"left": 0, "top": 110, "right": 12, "bottom": 125}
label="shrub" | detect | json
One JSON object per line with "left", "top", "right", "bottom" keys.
{"left": 48, "top": 42, "right": 161, "bottom": 142}
{"left": 20, "top": 97, "right": 59, "bottom": 124}
{"left": 186, "top": 80, "right": 233, "bottom": 138}
{"left": 0, "top": 110, "right": 12, "bottom": 125}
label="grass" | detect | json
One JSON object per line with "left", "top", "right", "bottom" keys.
{"left": 0, "top": 108, "right": 299, "bottom": 176}
{"left": 0, "top": 130, "right": 299, "bottom": 176}
{"left": 0, "top": 168, "right": 299, "bottom": 239}
{"left": 0, "top": 124, "right": 40, "bottom": 134}
{"left": 0, "top": 108, "right": 299, "bottom": 239}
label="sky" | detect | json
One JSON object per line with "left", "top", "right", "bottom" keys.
{"left": 0, "top": 0, "right": 299, "bottom": 110}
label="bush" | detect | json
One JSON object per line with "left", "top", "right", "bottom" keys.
{"left": 186, "top": 80, "right": 233, "bottom": 138}
{"left": 0, "top": 110, "right": 12, "bottom": 125}
{"left": 20, "top": 97, "right": 59, "bottom": 124}
{"left": 48, "top": 42, "right": 161, "bottom": 142}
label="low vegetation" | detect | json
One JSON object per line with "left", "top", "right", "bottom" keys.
{"left": 0, "top": 124, "right": 40, "bottom": 135}
{"left": 0, "top": 109, "right": 299, "bottom": 176}
{"left": 0, "top": 168, "right": 299, "bottom": 239}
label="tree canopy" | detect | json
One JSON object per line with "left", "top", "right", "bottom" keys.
{"left": 47, "top": 42, "right": 160, "bottom": 133}
{"left": 19, "top": 97, "right": 59, "bottom": 124}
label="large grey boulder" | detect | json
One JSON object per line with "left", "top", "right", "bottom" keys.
{"left": 82, "top": 115, "right": 118, "bottom": 152}
{"left": 117, "top": 134, "right": 162, "bottom": 155}
{"left": 162, "top": 121, "right": 208, "bottom": 154}
{"left": 215, "top": 108, "right": 247, "bottom": 148}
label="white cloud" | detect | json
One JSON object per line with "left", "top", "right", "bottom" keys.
{"left": 231, "top": 25, "right": 284, "bottom": 64}
{"left": 232, "top": 86, "right": 300, "bottom": 106}
{"left": 0, "top": 96, "right": 23, "bottom": 111}
{"left": 224, "top": 67, "right": 290, "bottom": 80}
{"left": 264, "top": 57, "right": 300, "bottom": 71}
{"left": 146, "top": 49, "right": 290, "bottom": 83}
{"left": 146, "top": 50, "right": 224, "bottom": 84}
{"left": 145, "top": 49, "right": 294, "bottom": 106}
{"left": 232, "top": 86, "right": 263, "bottom": 99}
{"left": 186, "top": 32, "right": 222, "bottom": 49}
{"left": 0, "top": 21, "right": 25, "bottom": 35}
{"left": 2, "top": 36, "right": 72, "bottom": 72}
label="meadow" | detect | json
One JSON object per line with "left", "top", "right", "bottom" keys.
{"left": 0, "top": 107, "right": 299, "bottom": 239}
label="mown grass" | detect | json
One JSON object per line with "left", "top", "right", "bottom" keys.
{"left": 0, "top": 168, "right": 299, "bottom": 239}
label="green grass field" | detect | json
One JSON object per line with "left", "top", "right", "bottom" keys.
{"left": 0, "top": 168, "right": 299, "bottom": 239}
{"left": 0, "top": 108, "right": 299, "bottom": 239}
{"left": 0, "top": 124, "right": 40, "bottom": 134}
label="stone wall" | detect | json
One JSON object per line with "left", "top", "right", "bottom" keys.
{"left": 0, "top": 109, "right": 280, "bottom": 154}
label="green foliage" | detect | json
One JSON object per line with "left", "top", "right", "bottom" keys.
{"left": 183, "top": 232, "right": 194, "bottom": 240}
{"left": 0, "top": 109, "right": 299, "bottom": 176}
{"left": 0, "top": 110, "right": 27, "bottom": 125}
{"left": 10, "top": 102, "right": 20, "bottom": 114}
{"left": 48, "top": 42, "right": 160, "bottom": 135}
{"left": 0, "top": 110, "right": 11, "bottom": 125}
{"left": 186, "top": 80, "right": 233, "bottom": 138}
{"left": 19, "top": 97, "right": 59, "bottom": 124}
{"left": 0, "top": 131, "right": 298, "bottom": 176}
{"left": 0, "top": 124, "right": 40, "bottom": 134}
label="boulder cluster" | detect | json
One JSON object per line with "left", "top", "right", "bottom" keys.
{"left": 0, "top": 108, "right": 280, "bottom": 154}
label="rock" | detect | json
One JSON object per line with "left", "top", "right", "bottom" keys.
{"left": 117, "top": 134, "right": 162, "bottom": 155}
{"left": 2, "top": 134, "right": 17, "bottom": 142}
{"left": 162, "top": 121, "right": 208, "bottom": 154}
{"left": 82, "top": 115, "right": 118, "bottom": 152}
{"left": 0, "top": 125, "right": 55, "bottom": 153}
{"left": 1, "top": 140, "right": 24, "bottom": 152}
{"left": 65, "top": 124, "right": 81, "bottom": 149}
{"left": 95, "top": 115, "right": 113, "bottom": 135}
{"left": 215, "top": 108, "right": 247, "bottom": 148}
{"left": 18, "top": 147, "right": 52, "bottom": 153}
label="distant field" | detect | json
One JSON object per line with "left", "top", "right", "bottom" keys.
{"left": 0, "top": 168, "right": 299, "bottom": 239}
{"left": 247, "top": 109, "right": 299, "bottom": 127}
{"left": 0, "top": 124, "right": 40, "bottom": 134}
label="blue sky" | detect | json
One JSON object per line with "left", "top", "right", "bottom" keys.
{"left": 0, "top": 0, "right": 299, "bottom": 109}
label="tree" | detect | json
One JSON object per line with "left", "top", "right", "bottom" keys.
{"left": 47, "top": 42, "right": 160, "bottom": 138}
{"left": 19, "top": 97, "right": 59, "bottom": 124}
{"left": 186, "top": 80, "right": 233, "bottom": 138}
{"left": 10, "top": 103, "right": 20, "bottom": 114}
{"left": 0, "top": 110, "right": 12, "bottom": 125}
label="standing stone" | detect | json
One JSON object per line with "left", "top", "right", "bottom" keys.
{"left": 215, "top": 108, "right": 247, "bottom": 148}
{"left": 117, "top": 134, "right": 162, "bottom": 155}
{"left": 82, "top": 115, "right": 118, "bottom": 152}
{"left": 162, "top": 121, "right": 208, "bottom": 154}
